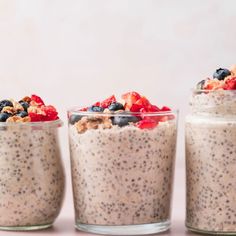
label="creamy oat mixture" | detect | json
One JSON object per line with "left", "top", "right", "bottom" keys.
{"left": 186, "top": 66, "right": 236, "bottom": 233}
{"left": 68, "top": 91, "right": 177, "bottom": 226}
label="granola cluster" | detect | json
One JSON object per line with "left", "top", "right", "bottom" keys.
{"left": 74, "top": 116, "right": 112, "bottom": 134}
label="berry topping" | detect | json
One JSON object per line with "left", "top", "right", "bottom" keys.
{"left": 74, "top": 91, "right": 173, "bottom": 131}
{"left": 16, "top": 111, "right": 28, "bottom": 118}
{"left": 213, "top": 68, "right": 231, "bottom": 80}
{"left": 112, "top": 115, "right": 140, "bottom": 127}
{"left": 93, "top": 101, "right": 101, "bottom": 107}
{"left": 100, "top": 95, "right": 116, "bottom": 108}
{"left": 0, "top": 113, "right": 11, "bottom": 122}
{"left": 160, "top": 106, "right": 171, "bottom": 112}
{"left": 0, "top": 95, "right": 59, "bottom": 123}
{"left": 203, "top": 79, "right": 223, "bottom": 90}
{"left": 88, "top": 106, "right": 104, "bottom": 112}
{"left": 196, "top": 65, "right": 236, "bottom": 91}
{"left": 0, "top": 100, "right": 13, "bottom": 112}
{"left": 223, "top": 77, "right": 236, "bottom": 90}
{"left": 135, "top": 96, "right": 151, "bottom": 109}
{"left": 136, "top": 119, "right": 157, "bottom": 129}
{"left": 69, "top": 114, "right": 83, "bottom": 125}
{"left": 41, "top": 105, "right": 59, "bottom": 121}
{"left": 28, "top": 112, "right": 43, "bottom": 122}
{"left": 148, "top": 105, "right": 160, "bottom": 112}
{"left": 108, "top": 102, "right": 124, "bottom": 111}
{"left": 79, "top": 107, "right": 88, "bottom": 111}
{"left": 30, "top": 95, "right": 45, "bottom": 106}
{"left": 122, "top": 92, "right": 141, "bottom": 110}
{"left": 19, "top": 101, "right": 29, "bottom": 111}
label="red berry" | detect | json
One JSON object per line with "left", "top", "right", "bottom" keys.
{"left": 130, "top": 104, "right": 143, "bottom": 112}
{"left": 41, "top": 105, "right": 58, "bottom": 121}
{"left": 100, "top": 95, "right": 116, "bottom": 108}
{"left": 28, "top": 112, "right": 43, "bottom": 122}
{"left": 31, "top": 95, "right": 45, "bottom": 106}
{"left": 148, "top": 105, "right": 160, "bottom": 112}
{"left": 93, "top": 101, "right": 101, "bottom": 107}
{"left": 136, "top": 119, "right": 157, "bottom": 129}
{"left": 135, "top": 96, "right": 151, "bottom": 109}
{"left": 79, "top": 107, "right": 88, "bottom": 111}
{"left": 122, "top": 91, "right": 141, "bottom": 110}
{"left": 161, "top": 106, "right": 171, "bottom": 112}
{"left": 224, "top": 77, "right": 236, "bottom": 90}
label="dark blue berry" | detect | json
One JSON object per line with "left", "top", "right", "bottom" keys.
{"left": 69, "top": 114, "right": 83, "bottom": 125}
{"left": 112, "top": 115, "right": 140, "bottom": 127}
{"left": 213, "top": 68, "right": 231, "bottom": 80}
{"left": 16, "top": 111, "right": 28, "bottom": 118}
{"left": 0, "top": 100, "right": 13, "bottom": 112}
{"left": 0, "top": 113, "right": 11, "bottom": 122}
{"left": 88, "top": 106, "right": 104, "bottom": 112}
{"left": 19, "top": 101, "right": 29, "bottom": 111}
{"left": 108, "top": 102, "right": 124, "bottom": 111}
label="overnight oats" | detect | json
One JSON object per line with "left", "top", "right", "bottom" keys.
{"left": 68, "top": 91, "right": 178, "bottom": 235}
{"left": 186, "top": 66, "right": 236, "bottom": 234}
{"left": 0, "top": 95, "right": 65, "bottom": 231}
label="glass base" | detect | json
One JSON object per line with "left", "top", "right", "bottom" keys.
{"left": 76, "top": 221, "right": 170, "bottom": 235}
{"left": 186, "top": 224, "right": 236, "bottom": 235}
{"left": 0, "top": 223, "right": 52, "bottom": 231}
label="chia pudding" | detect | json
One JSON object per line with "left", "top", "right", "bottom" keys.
{"left": 0, "top": 95, "right": 65, "bottom": 230}
{"left": 186, "top": 66, "right": 236, "bottom": 234}
{"left": 68, "top": 92, "right": 178, "bottom": 235}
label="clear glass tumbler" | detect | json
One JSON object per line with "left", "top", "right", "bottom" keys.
{"left": 0, "top": 120, "right": 65, "bottom": 231}
{"left": 68, "top": 109, "right": 178, "bottom": 235}
{"left": 186, "top": 90, "right": 236, "bottom": 234}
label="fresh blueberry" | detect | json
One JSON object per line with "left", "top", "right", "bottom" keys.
{"left": 196, "top": 80, "right": 206, "bottom": 90}
{"left": 108, "top": 102, "right": 124, "bottom": 111}
{"left": 213, "top": 68, "right": 231, "bottom": 80}
{"left": 16, "top": 111, "right": 28, "bottom": 118}
{"left": 0, "top": 113, "right": 11, "bottom": 122}
{"left": 0, "top": 100, "right": 13, "bottom": 111}
{"left": 112, "top": 115, "right": 140, "bottom": 127}
{"left": 88, "top": 106, "right": 104, "bottom": 112}
{"left": 19, "top": 101, "right": 29, "bottom": 111}
{"left": 69, "top": 114, "right": 83, "bottom": 124}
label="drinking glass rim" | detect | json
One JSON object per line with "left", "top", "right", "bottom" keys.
{"left": 192, "top": 88, "right": 236, "bottom": 93}
{"left": 67, "top": 107, "right": 179, "bottom": 117}
{"left": 0, "top": 119, "right": 63, "bottom": 127}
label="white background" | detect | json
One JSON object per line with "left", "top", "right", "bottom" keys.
{"left": 0, "top": 0, "right": 236, "bottom": 232}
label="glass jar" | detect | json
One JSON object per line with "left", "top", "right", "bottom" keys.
{"left": 185, "top": 90, "right": 236, "bottom": 234}
{"left": 68, "top": 109, "right": 178, "bottom": 235}
{"left": 0, "top": 120, "right": 65, "bottom": 231}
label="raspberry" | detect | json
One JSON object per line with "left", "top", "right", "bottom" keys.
{"left": 41, "top": 105, "right": 58, "bottom": 121}
{"left": 28, "top": 112, "right": 43, "bottom": 122}
{"left": 224, "top": 77, "right": 236, "bottom": 90}
{"left": 130, "top": 104, "right": 143, "bottom": 112}
{"left": 136, "top": 118, "right": 157, "bottom": 129}
{"left": 31, "top": 95, "right": 45, "bottom": 106}
{"left": 148, "top": 105, "right": 160, "bottom": 112}
{"left": 160, "top": 106, "right": 171, "bottom": 112}
{"left": 100, "top": 95, "right": 116, "bottom": 108}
